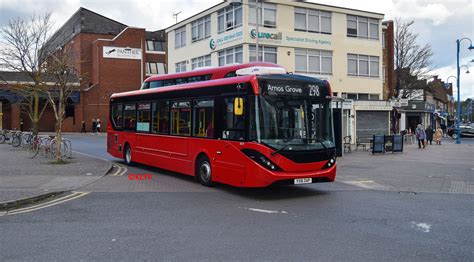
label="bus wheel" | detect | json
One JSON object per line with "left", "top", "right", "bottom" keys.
{"left": 124, "top": 144, "right": 133, "bottom": 166}
{"left": 197, "top": 156, "right": 212, "bottom": 187}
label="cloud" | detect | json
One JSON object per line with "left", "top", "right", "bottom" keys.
{"left": 432, "top": 57, "right": 474, "bottom": 100}
{"left": 389, "top": 1, "right": 453, "bottom": 25}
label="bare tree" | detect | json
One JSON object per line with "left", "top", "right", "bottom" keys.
{"left": 44, "top": 45, "right": 81, "bottom": 163}
{"left": 0, "top": 13, "right": 53, "bottom": 133}
{"left": 394, "top": 19, "right": 434, "bottom": 99}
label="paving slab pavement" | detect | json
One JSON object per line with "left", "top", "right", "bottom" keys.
{"left": 0, "top": 144, "right": 112, "bottom": 209}
{"left": 337, "top": 140, "right": 474, "bottom": 194}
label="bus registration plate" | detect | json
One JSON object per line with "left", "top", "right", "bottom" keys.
{"left": 294, "top": 178, "right": 312, "bottom": 184}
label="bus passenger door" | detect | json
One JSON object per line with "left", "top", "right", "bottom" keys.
{"left": 214, "top": 141, "right": 245, "bottom": 186}
{"left": 212, "top": 96, "right": 246, "bottom": 186}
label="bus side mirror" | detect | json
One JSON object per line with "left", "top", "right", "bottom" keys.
{"left": 234, "top": 97, "right": 244, "bottom": 116}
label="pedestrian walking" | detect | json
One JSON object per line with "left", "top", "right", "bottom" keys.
{"left": 96, "top": 118, "right": 101, "bottom": 134}
{"left": 425, "top": 126, "right": 433, "bottom": 145}
{"left": 81, "top": 121, "right": 86, "bottom": 133}
{"left": 415, "top": 124, "right": 426, "bottom": 149}
{"left": 92, "top": 119, "right": 97, "bottom": 133}
{"left": 434, "top": 127, "right": 443, "bottom": 145}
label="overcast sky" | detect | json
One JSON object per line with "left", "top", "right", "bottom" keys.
{"left": 0, "top": 0, "right": 473, "bottom": 99}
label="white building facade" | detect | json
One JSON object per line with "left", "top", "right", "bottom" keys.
{"left": 166, "top": 0, "right": 392, "bottom": 144}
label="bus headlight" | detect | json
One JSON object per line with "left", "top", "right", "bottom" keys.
{"left": 323, "top": 157, "right": 336, "bottom": 169}
{"left": 242, "top": 149, "right": 282, "bottom": 171}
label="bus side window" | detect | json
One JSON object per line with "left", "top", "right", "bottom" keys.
{"left": 221, "top": 97, "right": 245, "bottom": 140}
{"left": 170, "top": 101, "right": 191, "bottom": 136}
{"left": 136, "top": 103, "right": 151, "bottom": 132}
{"left": 152, "top": 100, "right": 169, "bottom": 134}
{"left": 123, "top": 104, "right": 136, "bottom": 131}
{"left": 193, "top": 99, "right": 214, "bottom": 138}
{"left": 111, "top": 103, "right": 123, "bottom": 129}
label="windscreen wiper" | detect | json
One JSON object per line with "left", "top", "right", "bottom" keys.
{"left": 303, "top": 138, "right": 332, "bottom": 157}
{"left": 271, "top": 144, "right": 292, "bottom": 156}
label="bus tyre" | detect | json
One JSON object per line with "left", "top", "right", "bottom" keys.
{"left": 124, "top": 145, "right": 133, "bottom": 166}
{"left": 197, "top": 157, "right": 213, "bottom": 187}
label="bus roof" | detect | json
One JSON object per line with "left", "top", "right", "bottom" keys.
{"left": 112, "top": 73, "right": 331, "bottom": 100}
{"left": 144, "top": 62, "right": 282, "bottom": 82}
{"left": 112, "top": 75, "right": 258, "bottom": 99}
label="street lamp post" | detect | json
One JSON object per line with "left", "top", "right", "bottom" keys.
{"left": 455, "top": 37, "right": 474, "bottom": 144}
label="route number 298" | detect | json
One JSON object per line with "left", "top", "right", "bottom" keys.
{"left": 309, "top": 85, "right": 320, "bottom": 97}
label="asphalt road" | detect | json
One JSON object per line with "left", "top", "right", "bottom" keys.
{"left": 0, "top": 135, "right": 472, "bottom": 261}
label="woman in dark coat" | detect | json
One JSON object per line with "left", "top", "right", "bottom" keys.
{"left": 425, "top": 126, "right": 433, "bottom": 145}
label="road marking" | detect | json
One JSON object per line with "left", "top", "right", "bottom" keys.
{"left": 109, "top": 164, "right": 127, "bottom": 176}
{"left": 339, "top": 180, "right": 392, "bottom": 190}
{"left": 245, "top": 208, "right": 288, "bottom": 214}
{"left": 1, "top": 191, "right": 90, "bottom": 216}
{"left": 72, "top": 150, "right": 110, "bottom": 162}
{"left": 410, "top": 222, "right": 431, "bottom": 233}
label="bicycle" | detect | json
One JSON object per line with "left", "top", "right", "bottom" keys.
{"left": 26, "top": 134, "right": 42, "bottom": 158}
{"left": 11, "top": 131, "right": 23, "bottom": 147}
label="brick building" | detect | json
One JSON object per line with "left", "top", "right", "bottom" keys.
{"left": 0, "top": 7, "right": 166, "bottom": 132}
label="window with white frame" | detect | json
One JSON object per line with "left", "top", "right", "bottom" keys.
{"left": 347, "top": 15, "right": 379, "bottom": 39}
{"left": 146, "top": 40, "right": 165, "bottom": 52}
{"left": 294, "top": 7, "right": 331, "bottom": 34}
{"left": 175, "top": 61, "right": 186, "bottom": 73}
{"left": 249, "top": 1, "right": 277, "bottom": 28}
{"left": 218, "top": 5, "right": 242, "bottom": 33}
{"left": 249, "top": 45, "right": 277, "bottom": 63}
{"left": 191, "top": 15, "right": 211, "bottom": 42}
{"left": 295, "top": 48, "right": 332, "bottom": 75}
{"left": 146, "top": 62, "right": 166, "bottom": 75}
{"left": 218, "top": 46, "right": 243, "bottom": 66}
{"left": 191, "top": 55, "right": 211, "bottom": 70}
{"left": 175, "top": 26, "right": 186, "bottom": 48}
{"left": 382, "top": 32, "right": 386, "bottom": 48}
{"left": 342, "top": 93, "right": 380, "bottom": 100}
{"left": 347, "top": 54, "right": 379, "bottom": 77}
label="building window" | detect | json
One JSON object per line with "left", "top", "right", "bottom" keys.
{"left": 294, "top": 7, "right": 331, "bottom": 34}
{"left": 249, "top": 1, "right": 277, "bottom": 28}
{"left": 218, "top": 46, "right": 243, "bottom": 66}
{"left": 146, "top": 62, "right": 166, "bottom": 75}
{"left": 382, "top": 65, "right": 386, "bottom": 83}
{"left": 175, "top": 26, "right": 186, "bottom": 48}
{"left": 249, "top": 45, "right": 277, "bottom": 63}
{"left": 175, "top": 61, "right": 186, "bottom": 73}
{"left": 191, "top": 55, "right": 211, "bottom": 70}
{"left": 347, "top": 54, "right": 379, "bottom": 77}
{"left": 382, "top": 33, "right": 386, "bottom": 48}
{"left": 146, "top": 40, "right": 165, "bottom": 52}
{"left": 342, "top": 93, "right": 380, "bottom": 101}
{"left": 218, "top": 5, "right": 242, "bottom": 33}
{"left": 191, "top": 15, "right": 211, "bottom": 42}
{"left": 295, "top": 48, "right": 332, "bottom": 75}
{"left": 347, "top": 15, "right": 379, "bottom": 39}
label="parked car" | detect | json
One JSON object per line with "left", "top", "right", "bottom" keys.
{"left": 448, "top": 125, "right": 474, "bottom": 139}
